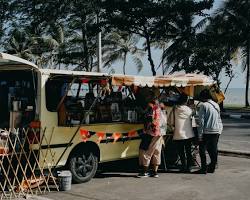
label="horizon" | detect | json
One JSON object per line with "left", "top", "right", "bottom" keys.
{"left": 223, "top": 87, "right": 246, "bottom": 89}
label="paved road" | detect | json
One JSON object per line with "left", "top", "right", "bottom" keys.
{"left": 21, "top": 118, "right": 250, "bottom": 200}
{"left": 219, "top": 118, "right": 250, "bottom": 153}
{"left": 35, "top": 156, "right": 250, "bottom": 200}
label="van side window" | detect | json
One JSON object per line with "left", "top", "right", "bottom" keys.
{"left": 45, "top": 79, "right": 86, "bottom": 112}
{"left": 45, "top": 80, "right": 63, "bottom": 111}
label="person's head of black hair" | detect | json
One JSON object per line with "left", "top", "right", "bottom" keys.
{"left": 149, "top": 96, "right": 158, "bottom": 104}
{"left": 147, "top": 90, "right": 157, "bottom": 103}
{"left": 178, "top": 94, "right": 188, "bottom": 105}
{"left": 199, "top": 89, "right": 212, "bottom": 102}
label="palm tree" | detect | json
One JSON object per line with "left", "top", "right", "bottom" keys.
{"left": 218, "top": 0, "right": 250, "bottom": 107}
{"left": 162, "top": 12, "right": 210, "bottom": 74}
{"left": 149, "top": 0, "right": 213, "bottom": 75}
{"left": 0, "top": 0, "right": 10, "bottom": 41}
{"left": 5, "top": 23, "right": 66, "bottom": 69}
{"left": 102, "top": 32, "right": 144, "bottom": 75}
{"left": 4, "top": 28, "right": 35, "bottom": 60}
{"left": 57, "top": 30, "right": 98, "bottom": 72}
{"left": 151, "top": 40, "right": 169, "bottom": 75}
{"left": 36, "top": 23, "right": 65, "bottom": 69}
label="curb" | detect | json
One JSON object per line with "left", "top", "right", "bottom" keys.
{"left": 241, "top": 115, "right": 250, "bottom": 119}
{"left": 219, "top": 149, "right": 250, "bottom": 159}
{"left": 221, "top": 113, "right": 250, "bottom": 119}
{"left": 16, "top": 195, "right": 53, "bottom": 200}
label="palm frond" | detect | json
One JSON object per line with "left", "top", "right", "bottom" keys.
{"left": 102, "top": 52, "right": 123, "bottom": 68}
{"left": 50, "top": 23, "right": 64, "bottom": 44}
{"left": 38, "top": 37, "right": 60, "bottom": 49}
{"left": 132, "top": 56, "right": 143, "bottom": 73}
{"left": 130, "top": 34, "right": 140, "bottom": 45}
{"left": 241, "top": 58, "right": 247, "bottom": 72}
{"left": 194, "top": 17, "right": 211, "bottom": 30}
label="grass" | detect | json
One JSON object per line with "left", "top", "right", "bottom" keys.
{"left": 224, "top": 104, "right": 244, "bottom": 109}
{"left": 224, "top": 104, "right": 250, "bottom": 111}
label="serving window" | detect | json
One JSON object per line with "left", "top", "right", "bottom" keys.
{"left": 45, "top": 75, "right": 154, "bottom": 126}
{"left": 0, "top": 70, "right": 37, "bottom": 129}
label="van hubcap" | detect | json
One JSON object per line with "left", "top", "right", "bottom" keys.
{"left": 75, "top": 153, "right": 94, "bottom": 177}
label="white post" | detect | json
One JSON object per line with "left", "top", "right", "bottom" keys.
{"left": 97, "top": 15, "right": 102, "bottom": 73}
{"left": 97, "top": 31, "right": 102, "bottom": 72}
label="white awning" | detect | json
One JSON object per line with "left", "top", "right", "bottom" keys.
{"left": 112, "top": 73, "right": 215, "bottom": 87}
{"left": 0, "top": 53, "right": 39, "bottom": 71}
{"left": 40, "top": 69, "right": 109, "bottom": 78}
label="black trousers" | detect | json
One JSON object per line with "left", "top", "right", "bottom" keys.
{"left": 175, "top": 138, "right": 193, "bottom": 170}
{"left": 199, "top": 134, "right": 219, "bottom": 171}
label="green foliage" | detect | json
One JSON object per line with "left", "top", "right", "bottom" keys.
{"left": 6, "top": 0, "right": 102, "bottom": 71}
{"left": 101, "top": 0, "right": 213, "bottom": 75}
{"left": 212, "top": 0, "right": 250, "bottom": 106}
{"left": 102, "top": 32, "right": 144, "bottom": 74}
{"left": 0, "top": 0, "right": 12, "bottom": 42}
{"left": 4, "top": 23, "right": 66, "bottom": 68}
{"left": 1, "top": 0, "right": 247, "bottom": 104}
{"left": 160, "top": 0, "right": 213, "bottom": 74}
{"left": 188, "top": 16, "right": 235, "bottom": 85}
{"left": 101, "top": 0, "right": 175, "bottom": 75}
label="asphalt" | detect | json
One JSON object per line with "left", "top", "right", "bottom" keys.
{"left": 22, "top": 156, "right": 250, "bottom": 200}
{"left": 17, "top": 110, "right": 250, "bottom": 200}
{"left": 221, "top": 109, "right": 250, "bottom": 119}
{"left": 219, "top": 117, "right": 250, "bottom": 156}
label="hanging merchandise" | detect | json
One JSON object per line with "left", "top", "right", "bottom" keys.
{"left": 100, "top": 79, "right": 111, "bottom": 96}
{"left": 81, "top": 79, "right": 89, "bottom": 83}
{"left": 111, "top": 103, "right": 121, "bottom": 121}
{"left": 100, "top": 79, "right": 108, "bottom": 85}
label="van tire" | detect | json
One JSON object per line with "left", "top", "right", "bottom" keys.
{"left": 69, "top": 150, "right": 98, "bottom": 183}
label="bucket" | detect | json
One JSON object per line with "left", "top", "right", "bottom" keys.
{"left": 58, "top": 171, "right": 72, "bottom": 191}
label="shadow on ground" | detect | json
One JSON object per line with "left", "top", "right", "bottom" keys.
{"left": 95, "top": 158, "right": 138, "bottom": 178}
{"left": 94, "top": 157, "right": 200, "bottom": 179}
{"left": 97, "top": 158, "right": 138, "bottom": 172}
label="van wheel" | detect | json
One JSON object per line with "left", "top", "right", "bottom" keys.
{"left": 69, "top": 151, "right": 98, "bottom": 183}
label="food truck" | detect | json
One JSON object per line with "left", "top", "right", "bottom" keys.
{"left": 0, "top": 53, "right": 224, "bottom": 183}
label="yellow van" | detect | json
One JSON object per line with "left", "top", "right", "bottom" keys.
{"left": 0, "top": 53, "right": 222, "bottom": 183}
{"left": 0, "top": 53, "right": 146, "bottom": 183}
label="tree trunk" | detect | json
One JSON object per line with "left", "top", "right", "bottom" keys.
{"left": 145, "top": 32, "right": 156, "bottom": 76}
{"left": 81, "top": 16, "right": 89, "bottom": 71}
{"left": 123, "top": 52, "right": 127, "bottom": 75}
{"left": 214, "top": 75, "right": 224, "bottom": 111}
{"left": 89, "top": 56, "right": 94, "bottom": 72}
{"left": 245, "top": 44, "right": 250, "bottom": 107}
{"left": 224, "top": 74, "right": 235, "bottom": 95}
{"left": 162, "top": 49, "right": 165, "bottom": 75}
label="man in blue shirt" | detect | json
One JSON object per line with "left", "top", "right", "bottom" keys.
{"left": 195, "top": 89, "right": 223, "bottom": 174}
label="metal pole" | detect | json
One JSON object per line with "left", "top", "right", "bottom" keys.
{"left": 97, "top": 15, "right": 102, "bottom": 72}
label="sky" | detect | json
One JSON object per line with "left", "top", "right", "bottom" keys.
{"left": 103, "top": 0, "right": 246, "bottom": 89}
